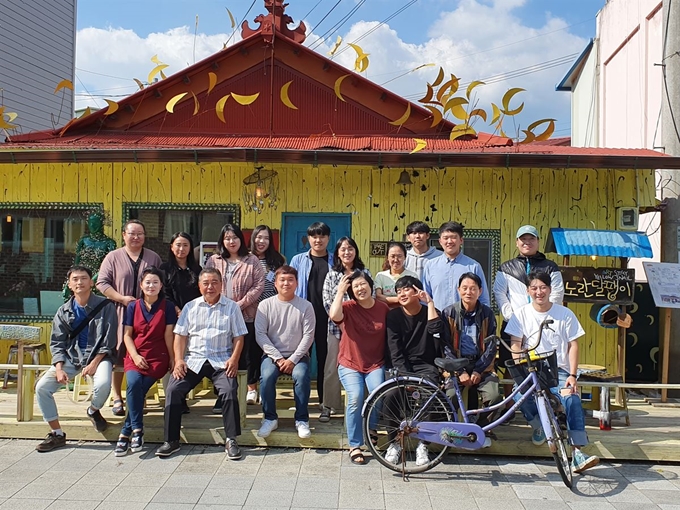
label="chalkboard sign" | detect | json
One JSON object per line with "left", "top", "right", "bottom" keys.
{"left": 560, "top": 267, "right": 635, "bottom": 304}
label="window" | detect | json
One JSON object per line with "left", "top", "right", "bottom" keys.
{"left": 123, "top": 203, "right": 240, "bottom": 260}
{"left": 0, "top": 204, "right": 100, "bottom": 319}
{"left": 405, "top": 228, "right": 501, "bottom": 309}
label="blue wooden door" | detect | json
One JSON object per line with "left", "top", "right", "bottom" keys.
{"left": 281, "top": 213, "right": 352, "bottom": 379}
{"left": 281, "top": 213, "right": 352, "bottom": 262}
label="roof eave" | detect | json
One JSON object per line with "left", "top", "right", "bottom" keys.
{"left": 556, "top": 39, "right": 594, "bottom": 92}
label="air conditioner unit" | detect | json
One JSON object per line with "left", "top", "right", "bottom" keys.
{"left": 617, "top": 207, "right": 638, "bottom": 230}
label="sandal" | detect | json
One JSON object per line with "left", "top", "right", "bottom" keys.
{"left": 349, "top": 448, "right": 366, "bottom": 465}
{"left": 112, "top": 399, "right": 125, "bottom": 416}
{"left": 369, "top": 430, "right": 378, "bottom": 447}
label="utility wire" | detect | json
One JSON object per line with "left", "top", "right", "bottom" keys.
{"left": 301, "top": 0, "right": 324, "bottom": 20}
{"left": 334, "top": 0, "right": 418, "bottom": 57}
{"left": 309, "top": 0, "right": 344, "bottom": 37}
{"left": 661, "top": 0, "right": 680, "bottom": 145}
{"left": 308, "top": 0, "right": 366, "bottom": 51}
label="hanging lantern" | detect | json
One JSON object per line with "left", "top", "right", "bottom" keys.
{"left": 243, "top": 166, "right": 279, "bottom": 214}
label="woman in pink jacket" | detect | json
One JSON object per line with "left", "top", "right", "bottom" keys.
{"left": 206, "top": 224, "right": 265, "bottom": 412}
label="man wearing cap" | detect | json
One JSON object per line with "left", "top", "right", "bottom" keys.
{"left": 493, "top": 225, "right": 564, "bottom": 418}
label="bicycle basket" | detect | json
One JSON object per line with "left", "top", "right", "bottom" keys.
{"left": 504, "top": 351, "right": 559, "bottom": 392}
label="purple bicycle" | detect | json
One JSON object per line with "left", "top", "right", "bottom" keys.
{"left": 362, "top": 319, "right": 573, "bottom": 488}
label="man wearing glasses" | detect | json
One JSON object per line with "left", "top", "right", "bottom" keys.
{"left": 97, "top": 219, "right": 162, "bottom": 417}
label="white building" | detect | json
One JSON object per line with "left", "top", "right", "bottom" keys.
{"left": 0, "top": 0, "right": 77, "bottom": 135}
{"left": 558, "top": 0, "right": 665, "bottom": 277}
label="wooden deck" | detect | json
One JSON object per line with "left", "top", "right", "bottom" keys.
{"left": 1, "top": 385, "right": 680, "bottom": 462}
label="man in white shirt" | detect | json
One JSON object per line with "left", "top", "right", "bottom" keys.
{"left": 505, "top": 270, "right": 599, "bottom": 474}
{"left": 156, "top": 267, "right": 246, "bottom": 460}
{"left": 255, "top": 265, "right": 316, "bottom": 439}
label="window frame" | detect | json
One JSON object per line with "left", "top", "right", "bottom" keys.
{"left": 0, "top": 202, "right": 104, "bottom": 322}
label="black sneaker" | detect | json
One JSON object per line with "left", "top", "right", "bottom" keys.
{"left": 36, "top": 432, "right": 66, "bottom": 452}
{"left": 155, "top": 441, "right": 181, "bottom": 457}
{"left": 88, "top": 408, "right": 108, "bottom": 432}
{"left": 319, "top": 407, "right": 331, "bottom": 423}
{"left": 225, "top": 439, "right": 242, "bottom": 460}
{"left": 130, "top": 431, "right": 144, "bottom": 453}
{"left": 114, "top": 437, "right": 130, "bottom": 457}
{"left": 212, "top": 396, "right": 223, "bottom": 415}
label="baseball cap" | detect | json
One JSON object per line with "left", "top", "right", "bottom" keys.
{"left": 516, "top": 225, "right": 539, "bottom": 239}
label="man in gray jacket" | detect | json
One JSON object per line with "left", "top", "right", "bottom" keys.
{"left": 35, "top": 265, "right": 117, "bottom": 452}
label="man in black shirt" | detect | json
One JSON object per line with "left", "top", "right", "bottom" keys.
{"left": 385, "top": 275, "right": 452, "bottom": 466}
{"left": 289, "top": 222, "right": 333, "bottom": 410}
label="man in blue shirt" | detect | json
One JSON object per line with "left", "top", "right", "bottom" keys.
{"left": 422, "top": 222, "right": 490, "bottom": 310}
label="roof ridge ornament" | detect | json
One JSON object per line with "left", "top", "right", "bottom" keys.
{"left": 241, "top": 0, "right": 307, "bottom": 44}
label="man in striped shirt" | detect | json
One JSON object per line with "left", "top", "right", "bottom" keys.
{"left": 155, "top": 267, "right": 247, "bottom": 460}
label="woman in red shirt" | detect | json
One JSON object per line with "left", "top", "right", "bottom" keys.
{"left": 114, "top": 266, "right": 176, "bottom": 456}
{"left": 329, "top": 271, "right": 389, "bottom": 465}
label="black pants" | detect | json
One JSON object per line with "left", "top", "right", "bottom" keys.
{"left": 239, "top": 322, "right": 261, "bottom": 386}
{"left": 313, "top": 320, "right": 328, "bottom": 402}
{"left": 165, "top": 360, "right": 240, "bottom": 442}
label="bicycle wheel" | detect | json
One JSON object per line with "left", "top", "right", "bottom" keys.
{"left": 542, "top": 396, "right": 572, "bottom": 488}
{"left": 363, "top": 378, "right": 455, "bottom": 474}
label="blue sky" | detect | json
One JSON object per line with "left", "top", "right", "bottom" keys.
{"left": 75, "top": 0, "right": 607, "bottom": 137}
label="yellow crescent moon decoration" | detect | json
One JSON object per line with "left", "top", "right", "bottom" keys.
{"left": 449, "top": 103, "right": 469, "bottom": 121}
{"left": 133, "top": 78, "right": 145, "bottom": 90}
{"left": 328, "top": 36, "right": 343, "bottom": 57}
{"left": 334, "top": 74, "right": 350, "bottom": 102}
{"left": 450, "top": 125, "right": 476, "bottom": 141}
{"left": 629, "top": 302, "right": 638, "bottom": 314}
{"left": 647, "top": 314, "right": 655, "bottom": 325}
{"left": 79, "top": 107, "right": 92, "bottom": 118}
{"left": 191, "top": 92, "right": 200, "bottom": 115}
{"left": 466, "top": 80, "right": 485, "bottom": 99}
{"left": 280, "top": 81, "right": 298, "bottom": 110}
{"left": 628, "top": 332, "right": 638, "bottom": 347}
{"left": 431, "top": 67, "right": 445, "bottom": 88}
{"left": 54, "top": 79, "right": 74, "bottom": 94}
{"left": 389, "top": 104, "right": 411, "bottom": 126}
{"left": 410, "top": 138, "right": 427, "bottom": 154}
{"left": 650, "top": 347, "right": 659, "bottom": 366}
{"left": 636, "top": 364, "right": 643, "bottom": 373}
{"left": 490, "top": 103, "right": 502, "bottom": 124}
{"left": 216, "top": 94, "right": 230, "bottom": 123}
{"left": 151, "top": 54, "right": 163, "bottom": 65}
{"left": 0, "top": 107, "right": 17, "bottom": 130}
{"left": 501, "top": 87, "right": 525, "bottom": 116}
{"left": 423, "top": 105, "right": 443, "bottom": 127}
{"left": 418, "top": 83, "right": 435, "bottom": 104}
{"left": 226, "top": 8, "right": 236, "bottom": 29}
{"left": 519, "top": 130, "right": 536, "bottom": 145}
{"left": 468, "top": 108, "right": 487, "bottom": 122}
{"left": 148, "top": 64, "right": 169, "bottom": 84}
{"left": 4, "top": 111, "right": 18, "bottom": 123}
{"left": 443, "top": 96, "right": 468, "bottom": 115}
{"left": 103, "top": 99, "right": 119, "bottom": 115}
{"left": 231, "top": 92, "right": 259, "bottom": 105}
{"left": 166, "top": 93, "right": 188, "bottom": 113}
{"left": 208, "top": 72, "right": 217, "bottom": 94}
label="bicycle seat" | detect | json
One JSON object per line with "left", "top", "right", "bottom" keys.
{"left": 435, "top": 357, "right": 470, "bottom": 373}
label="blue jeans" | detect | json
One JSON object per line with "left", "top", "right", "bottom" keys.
{"left": 260, "top": 356, "right": 310, "bottom": 422}
{"left": 338, "top": 365, "right": 384, "bottom": 448}
{"left": 36, "top": 359, "right": 112, "bottom": 422}
{"left": 516, "top": 369, "right": 588, "bottom": 446}
{"left": 121, "top": 370, "right": 157, "bottom": 437}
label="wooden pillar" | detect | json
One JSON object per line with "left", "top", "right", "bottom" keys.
{"left": 662, "top": 308, "right": 672, "bottom": 403}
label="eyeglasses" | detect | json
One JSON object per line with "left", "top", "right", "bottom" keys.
{"left": 125, "top": 232, "right": 145, "bottom": 238}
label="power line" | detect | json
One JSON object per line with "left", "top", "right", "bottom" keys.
{"left": 224, "top": 0, "right": 257, "bottom": 47}
{"left": 400, "top": 52, "right": 579, "bottom": 100}
{"left": 334, "top": 0, "right": 418, "bottom": 57}
{"left": 301, "top": 0, "right": 324, "bottom": 20}
{"left": 309, "top": 0, "right": 344, "bottom": 36}
{"left": 308, "top": 1, "right": 366, "bottom": 52}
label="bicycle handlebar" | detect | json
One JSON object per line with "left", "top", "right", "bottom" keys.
{"left": 498, "top": 318, "right": 554, "bottom": 356}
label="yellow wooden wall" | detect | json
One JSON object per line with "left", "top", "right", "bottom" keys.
{"left": 0, "top": 161, "right": 657, "bottom": 373}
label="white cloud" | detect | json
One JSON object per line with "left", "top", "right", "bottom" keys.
{"left": 75, "top": 26, "right": 235, "bottom": 109}
{"left": 76, "top": 0, "right": 587, "bottom": 136}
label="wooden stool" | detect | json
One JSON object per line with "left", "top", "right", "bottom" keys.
{"left": 0, "top": 325, "right": 42, "bottom": 421}
{"left": 3, "top": 343, "right": 46, "bottom": 389}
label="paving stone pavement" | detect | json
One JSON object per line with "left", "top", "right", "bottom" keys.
{"left": 0, "top": 438, "right": 679, "bottom": 510}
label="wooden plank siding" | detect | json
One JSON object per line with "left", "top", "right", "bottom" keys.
{"left": 0, "top": 162, "right": 656, "bottom": 374}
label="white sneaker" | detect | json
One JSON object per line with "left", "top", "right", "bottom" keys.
{"left": 415, "top": 442, "right": 429, "bottom": 466}
{"left": 246, "top": 389, "right": 258, "bottom": 405}
{"left": 482, "top": 437, "right": 492, "bottom": 448}
{"left": 257, "top": 419, "right": 278, "bottom": 438}
{"left": 295, "top": 421, "right": 311, "bottom": 439}
{"left": 384, "top": 443, "right": 402, "bottom": 464}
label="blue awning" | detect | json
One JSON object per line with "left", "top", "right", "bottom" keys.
{"left": 545, "top": 228, "right": 653, "bottom": 258}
